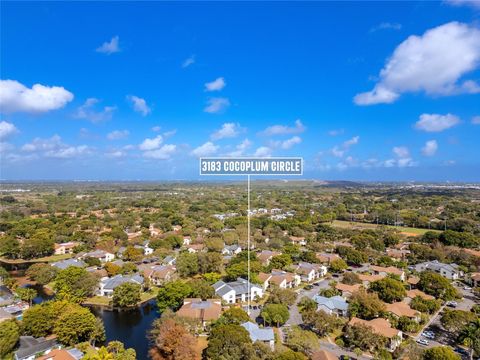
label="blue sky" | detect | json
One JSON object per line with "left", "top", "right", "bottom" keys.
{"left": 1, "top": 1, "right": 480, "bottom": 181}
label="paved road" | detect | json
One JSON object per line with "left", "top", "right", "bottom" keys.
{"left": 319, "top": 340, "right": 372, "bottom": 360}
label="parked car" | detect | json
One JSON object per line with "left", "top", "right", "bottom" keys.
{"left": 304, "top": 285, "right": 314, "bottom": 290}
{"left": 464, "top": 286, "right": 472, "bottom": 291}
{"left": 446, "top": 301, "right": 458, "bottom": 308}
{"left": 422, "top": 332, "right": 435, "bottom": 339}
{"left": 454, "top": 347, "right": 469, "bottom": 356}
{"left": 417, "top": 339, "right": 429, "bottom": 346}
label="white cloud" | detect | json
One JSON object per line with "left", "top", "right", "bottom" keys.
{"left": 385, "top": 146, "right": 416, "bottom": 167}
{"left": 205, "top": 77, "right": 226, "bottom": 92}
{"left": 21, "top": 135, "right": 92, "bottom": 159}
{"left": 74, "top": 98, "right": 116, "bottom": 123}
{"left": 330, "top": 136, "right": 359, "bottom": 157}
{"left": 0, "top": 80, "right": 74, "bottom": 114}
{"left": 106, "top": 150, "right": 126, "bottom": 158}
{"left": 422, "top": 140, "right": 438, "bottom": 156}
{"left": 211, "top": 122, "right": 242, "bottom": 140}
{"left": 445, "top": 0, "right": 480, "bottom": 9}
{"left": 107, "top": 130, "right": 129, "bottom": 140}
{"left": 260, "top": 119, "right": 306, "bottom": 136}
{"left": 139, "top": 135, "right": 163, "bottom": 151}
{"left": 393, "top": 146, "right": 410, "bottom": 158}
{"left": 143, "top": 144, "right": 176, "bottom": 160}
{"left": 182, "top": 55, "right": 196, "bottom": 68}
{"left": 191, "top": 141, "right": 219, "bottom": 157}
{"left": 228, "top": 139, "right": 252, "bottom": 157}
{"left": 127, "top": 95, "right": 151, "bottom": 116}
{"left": 328, "top": 129, "right": 344, "bottom": 136}
{"left": 472, "top": 116, "right": 480, "bottom": 124}
{"left": 204, "top": 98, "right": 230, "bottom": 114}
{"left": 0, "top": 121, "right": 18, "bottom": 141}
{"left": 280, "top": 136, "right": 302, "bottom": 149}
{"left": 370, "top": 22, "right": 402, "bottom": 32}
{"left": 96, "top": 36, "right": 120, "bottom": 54}
{"left": 354, "top": 22, "right": 480, "bottom": 105}
{"left": 152, "top": 126, "right": 161, "bottom": 132}
{"left": 254, "top": 146, "right": 273, "bottom": 157}
{"left": 414, "top": 113, "right": 460, "bottom": 132}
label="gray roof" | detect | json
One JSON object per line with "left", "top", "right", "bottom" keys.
{"left": 224, "top": 244, "right": 240, "bottom": 252}
{"left": 102, "top": 274, "right": 144, "bottom": 290}
{"left": 312, "top": 295, "right": 348, "bottom": 311}
{"left": 241, "top": 322, "right": 274, "bottom": 342}
{"left": 85, "top": 250, "right": 112, "bottom": 258}
{"left": 213, "top": 278, "right": 259, "bottom": 296}
{"left": 51, "top": 258, "right": 86, "bottom": 270}
{"left": 67, "top": 348, "right": 84, "bottom": 360}
{"left": 417, "top": 260, "right": 459, "bottom": 273}
{"left": 163, "top": 255, "right": 176, "bottom": 265}
{"left": 14, "top": 336, "right": 57, "bottom": 360}
{"left": 191, "top": 300, "right": 215, "bottom": 310}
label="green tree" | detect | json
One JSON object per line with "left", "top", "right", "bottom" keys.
{"left": 113, "top": 282, "right": 141, "bottom": 308}
{"left": 441, "top": 310, "right": 476, "bottom": 334}
{"left": 410, "top": 296, "right": 441, "bottom": 314}
{"left": 54, "top": 305, "right": 105, "bottom": 346}
{"left": 205, "top": 324, "right": 254, "bottom": 360}
{"left": 370, "top": 277, "right": 406, "bottom": 303}
{"left": 266, "top": 286, "right": 297, "bottom": 307}
{"left": 342, "top": 272, "right": 361, "bottom": 285}
{"left": 344, "top": 323, "right": 387, "bottom": 352}
{"left": 156, "top": 280, "right": 192, "bottom": 312}
{"left": 216, "top": 307, "right": 251, "bottom": 325}
{"left": 330, "top": 258, "right": 348, "bottom": 273}
{"left": 423, "top": 346, "right": 461, "bottom": 360}
{"left": 176, "top": 252, "right": 199, "bottom": 277}
{"left": 188, "top": 278, "right": 215, "bottom": 299}
{"left": 418, "top": 271, "right": 459, "bottom": 300}
{"left": 0, "top": 319, "right": 20, "bottom": 358}
{"left": 261, "top": 303, "right": 290, "bottom": 327}
{"left": 54, "top": 266, "right": 99, "bottom": 302}
{"left": 459, "top": 318, "right": 480, "bottom": 357}
{"left": 25, "top": 263, "right": 57, "bottom": 285}
{"left": 348, "top": 289, "right": 386, "bottom": 320}
{"left": 284, "top": 326, "right": 319, "bottom": 354}
{"left": 150, "top": 316, "right": 197, "bottom": 360}
{"left": 16, "top": 287, "right": 37, "bottom": 306}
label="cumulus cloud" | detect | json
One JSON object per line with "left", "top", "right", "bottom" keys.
{"left": 143, "top": 144, "right": 176, "bottom": 160}
{"left": 328, "top": 129, "right": 344, "bottom": 136}
{"left": 330, "top": 136, "right": 360, "bottom": 157}
{"left": 139, "top": 135, "right": 163, "bottom": 151}
{"left": 205, "top": 77, "right": 226, "bottom": 92}
{"left": 254, "top": 146, "right": 273, "bottom": 157}
{"left": 386, "top": 146, "right": 416, "bottom": 167}
{"left": 472, "top": 116, "right": 480, "bottom": 124}
{"left": 191, "top": 141, "right": 219, "bottom": 157}
{"left": 96, "top": 36, "right": 120, "bottom": 54}
{"left": 354, "top": 22, "right": 480, "bottom": 105}
{"left": 127, "top": 95, "right": 151, "bottom": 116}
{"left": 227, "top": 139, "right": 252, "bottom": 157}
{"left": 259, "top": 119, "right": 306, "bottom": 136}
{"left": 182, "top": 55, "right": 196, "bottom": 68}
{"left": 204, "top": 98, "right": 230, "bottom": 114}
{"left": 0, "top": 121, "right": 18, "bottom": 141}
{"left": 152, "top": 126, "right": 161, "bottom": 132}
{"left": 107, "top": 130, "right": 129, "bottom": 140}
{"left": 414, "top": 113, "right": 460, "bottom": 132}
{"left": 0, "top": 80, "right": 74, "bottom": 114}
{"left": 445, "top": 0, "right": 480, "bottom": 9}
{"left": 211, "top": 122, "right": 243, "bottom": 140}
{"left": 422, "top": 140, "right": 438, "bottom": 156}
{"left": 74, "top": 98, "right": 116, "bottom": 123}
{"left": 279, "top": 136, "right": 302, "bottom": 150}
{"left": 21, "top": 135, "right": 92, "bottom": 159}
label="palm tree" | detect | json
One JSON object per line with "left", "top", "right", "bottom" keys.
{"left": 459, "top": 318, "right": 480, "bottom": 360}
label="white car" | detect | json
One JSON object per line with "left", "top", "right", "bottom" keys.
{"left": 464, "top": 286, "right": 472, "bottom": 290}
{"left": 422, "top": 332, "right": 435, "bottom": 339}
{"left": 417, "top": 339, "right": 429, "bottom": 346}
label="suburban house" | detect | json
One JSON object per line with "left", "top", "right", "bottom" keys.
{"left": 257, "top": 250, "right": 281, "bottom": 266}
{"left": 187, "top": 244, "right": 205, "bottom": 253}
{"left": 53, "top": 242, "right": 78, "bottom": 255}
{"left": 290, "top": 236, "right": 307, "bottom": 246}
{"left": 142, "top": 241, "right": 154, "bottom": 255}
{"left": 385, "top": 302, "right": 421, "bottom": 321}
{"left": 98, "top": 274, "right": 144, "bottom": 297}
{"left": 37, "top": 348, "right": 84, "bottom": 360}
{"left": 176, "top": 298, "right": 222, "bottom": 328}
{"left": 467, "top": 272, "right": 480, "bottom": 288}
{"left": 241, "top": 322, "right": 275, "bottom": 350}
{"left": 335, "top": 283, "right": 362, "bottom": 298}
{"left": 183, "top": 236, "right": 192, "bottom": 246}
{"left": 14, "top": 336, "right": 58, "bottom": 360}
{"left": 348, "top": 317, "right": 402, "bottom": 351}
{"left": 258, "top": 270, "right": 301, "bottom": 290}
{"left": 312, "top": 295, "right": 348, "bottom": 317}
{"left": 143, "top": 265, "right": 176, "bottom": 285}
{"left": 80, "top": 250, "right": 115, "bottom": 263}
{"left": 414, "top": 260, "right": 462, "bottom": 280}
{"left": 213, "top": 278, "right": 263, "bottom": 304}
{"left": 407, "top": 276, "right": 420, "bottom": 289}
{"left": 370, "top": 265, "right": 405, "bottom": 281}
{"left": 357, "top": 273, "right": 385, "bottom": 288}
{"left": 222, "top": 244, "right": 242, "bottom": 256}
{"left": 149, "top": 224, "right": 161, "bottom": 237}
{"left": 405, "top": 289, "right": 435, "bottom": 301}
{"left": 51, "top": 258, "right": 86, "bottom": 270}
{"left": 316, "top": 253, "right": 341, "bottom": 265}
{"left": 162, "top": 255, "right": 176, "bottom": 266}
{"left": 293, "top": 262, "right": 327, "bottom": 282}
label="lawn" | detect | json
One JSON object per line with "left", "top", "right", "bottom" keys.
{"left": 84, "top": 296, "right": 112, "bottom": 306}
{"left": 0, "top": 253, "right": 72, "bottom": 264}
{"left": 331, "top": 220, "right": 439, "bottom": 236}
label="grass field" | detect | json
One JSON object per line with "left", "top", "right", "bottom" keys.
{"left": 331, "top": 220, "right": 440, "bottom": 236}
{"left": 0, "top": 253, "right": 72, "bottom": 264}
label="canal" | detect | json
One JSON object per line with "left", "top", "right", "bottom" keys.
{"left": 26, "top": 282, "right": 159, "bottom": 360}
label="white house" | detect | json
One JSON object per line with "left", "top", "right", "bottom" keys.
{"left": 312, "top": 295, "right": 349, "bottom": 317}
{"left": 222, "top": 244, "right": 242, "bottom": 256}
{"left": 53, "top": 242, "right": 78, "bottom": 255}
{"left": 258, "top": 270, "right": 301, "bottom": 290}
{"left": 81, "top": 250, "right": 115, "bottom": 263}
{"left": 241, "top": 322, "right": 275, "bottom": 350}
{"left": 213, "top": 278, "right": 263, "bottom": 304}
{"left": 414, "top": 260, "right": 462, "bottom": 280}
{"left": 98, "top": 274, "right": 144, "bottom": 297}
{"left": 293, "top": 262, "right": 327, "bottom": 282}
